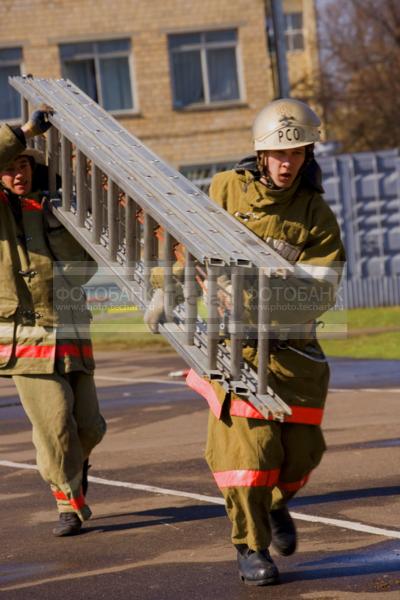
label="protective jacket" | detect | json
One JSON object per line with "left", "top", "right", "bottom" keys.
{"left": 0, "top": 124, "right": 96, "bottom": 375}
{"left": 188, "top": 162, "right": 345, "bottom": 426}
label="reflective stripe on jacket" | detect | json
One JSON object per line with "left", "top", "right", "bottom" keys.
{"left": 186, "top": 368, "right": 324, "bottom": 425}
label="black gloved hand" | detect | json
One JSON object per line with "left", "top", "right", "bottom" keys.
{"left": 21, "top": 103, "right": 54, "bottom": 139}
{"left": 30, "top": 104, "right": 54, "bottom": 134}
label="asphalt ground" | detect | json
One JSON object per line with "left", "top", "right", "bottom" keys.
{"left": 1, "top": 350, "right": 400, "bottom": 599}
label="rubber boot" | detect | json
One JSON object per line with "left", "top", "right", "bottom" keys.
{"left": 236, "top": 545, "right": 280, "bottom": 586}
{"left": 53, "top": 512, "right": 82, "bottom": 537}
{"left": 270, "top": 506, "right": 297, "bottom": 556}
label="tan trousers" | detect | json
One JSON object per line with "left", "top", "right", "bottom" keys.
{"left": 13, "top": 371, "right": 106, "bottom": 520}
{"left": 206, "top": 411, "right": 326, "bottom": 550}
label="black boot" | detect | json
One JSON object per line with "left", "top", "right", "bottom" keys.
{"left": 270, "top": 506, "right": 297, "bottom": 556}
{"left": 53, "top": 513, "right": 82, "bottom": 537}
{"left": 236, "top": 545, "right": 280, "bottom": 586}
{"left": 82, "top": 459, "right": 91, "bottom": 497}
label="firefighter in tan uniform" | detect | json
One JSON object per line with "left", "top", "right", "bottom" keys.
{"left": 0, "top": 107, "right": 106, "bottom": 536}
{"left": 187, "top": 98, "right": 345, "bottom": 585}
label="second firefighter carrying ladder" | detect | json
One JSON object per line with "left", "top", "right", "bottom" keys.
{"left": 10, "top": 75, "right": 293, "bottom": 420}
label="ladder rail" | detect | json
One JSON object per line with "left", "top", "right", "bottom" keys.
{"left": 10, "top": 76, "right": 290, "bottom": 271}
{"left": 12, "top": 77, "right": 228, "bottom": 264}
{"left": 38, "top": 77, "right": 290, "bottom": 270}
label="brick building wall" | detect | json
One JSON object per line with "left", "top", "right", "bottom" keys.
{"left": 0, "top": 0, "right": 320, "bottom": 169}
{"left": 284, "top": 0, "right": 320, "bottom": 97}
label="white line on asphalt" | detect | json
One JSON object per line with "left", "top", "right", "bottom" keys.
{"left": 330, "top": 388, "right": 400, "bottom": 393}
{"left": 289, "top": 511, "right": 400, "bottom": 538}
{"left": 90, "top": 474, "right": 225, "bottom": 505}
{"left": 1, "top": 459, "right": 400, "bottom": 540}
{"left": 93, "top": 376, "right": 400, "bottom": 394}
{"left": 94, "top": 375, "right": 186, "bottom": 385}
{"left": 101, "top": 378, "right": 399, "bottom": 395}
{"left": 359, "top": 388, "right": 400, "bottom": 393}
{"left": 1, "top": 460, "right": 39, "bottom": 471}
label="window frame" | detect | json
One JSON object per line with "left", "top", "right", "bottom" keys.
{"left": 168, "top": 29, "right": 244, "bottom": 110}
{"left": 266, "top": 11, "right": 305, "bottom": 54}
{"left": 179, "top": 159, "right": 239, "bottom": 191}
{"left": 59, "top": 39, "right": 137, "bottom": 116}
{"left": 0, "top": 46, "right": 23, "bottom": 123}
{"left": 284, "top": 12, "right": 304, "bottom": 53}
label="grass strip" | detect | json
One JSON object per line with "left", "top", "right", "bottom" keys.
{"left": 90, "top": 307, "right": 400, "bottom": 359}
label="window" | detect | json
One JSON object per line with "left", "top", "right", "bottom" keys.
{"left": 0, "top": 47, "right": 22, "bottom": 121}
{"left": 180, "top": 160, "right": 237, "bottom": 192}
{"left": 284, "top": 13, "right": 304, "bottom": 52}
{"left": 168, "top": 30, "right": 241, "bottom": 109}
{"left": 266, "top": 12, "right": 304, "bottom": 53}
{"left": 60, "top": 39, "right": 134, "bottom": 112}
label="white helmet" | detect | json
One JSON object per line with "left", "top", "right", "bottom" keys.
{"left": 253, "top": 98, "right": 321, "bottom": 151}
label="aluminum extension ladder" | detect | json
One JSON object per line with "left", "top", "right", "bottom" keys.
{"left": 10, "top": 76, "right": 292, "bottom": 420}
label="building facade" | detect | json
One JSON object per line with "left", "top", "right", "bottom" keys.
{"left": 0, "top": 0, "right": 320, "bottom": 172}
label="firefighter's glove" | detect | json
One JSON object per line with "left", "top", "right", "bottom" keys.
{"left": 22, "top": 104, "right": 54, "bottom": 138}
{"left": 144, "top": 288, "right": 165, "bottom": 334}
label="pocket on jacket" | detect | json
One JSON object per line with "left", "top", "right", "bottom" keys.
{"left": 269, "top": 346, "right": 330, "bottom": 404}
{"left": 270, "top": 346, "right": 327, "bottom": 380}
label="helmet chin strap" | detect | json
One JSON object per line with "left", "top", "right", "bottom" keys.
{"left": 257, "top": 152, "right": 278, "bottom": 189}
